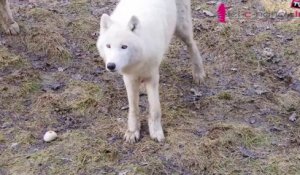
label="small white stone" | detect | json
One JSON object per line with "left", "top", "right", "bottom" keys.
{"left": 190, "top": 88, "right": 202, "bottom": 97}
{"left": 206, "top": 1, "right": 217, "bottom": 5}
{"left": 289, "top": 112, "right": 297, "bottom": 122}
{"left": 262, "top": 48, "right": 274, "bottom": 58}
{"left": 203, "top": 10, "right": 215, "bottom": 17}
{"left": 58, "top": 67, "right": 64, "bottom": 72}
{"left": 277, "top": 9, "right": 286, "bottom": 17}
{"left": 11, "top": 142, "right": 19, "bottom": 149}
{"left": 43, "top": 131, "right": 57, "bottom": 142}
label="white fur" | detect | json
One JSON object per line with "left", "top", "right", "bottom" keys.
{"left": 97, "top": 0, "right": 205, "bottom": 143}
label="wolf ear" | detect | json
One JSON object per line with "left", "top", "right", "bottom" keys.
{"left": 128, "top": 16, "right": 139, "bottom": 32}
{"left": 100, "top": 14, "right": 112, "bottom": 32}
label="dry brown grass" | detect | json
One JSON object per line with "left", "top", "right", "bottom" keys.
{"left": 0, "top": 48, "right": 26, "bottom": 69}
{"left": 260, "top": 0, "right": 294, "bottom": 13}
{"left": 1, "top": 0, "right": 300, "bottom": 174}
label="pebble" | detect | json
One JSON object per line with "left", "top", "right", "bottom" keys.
{"left": 118, "top": 170, "right": 130, "bottom": 175}
{"left": 231, "top": 68, "right": 238, "bottom": 71}
{"left": 1, "top": 122, "right": 12, "bottom": 129}
{"left": 289, "top": 112, "right": 297, "bottom": 122}
{"left": 290, "top": 79, "right": 300, "bottom": 93}
{"left": 239, "top": 147, "right": 257, "bottom": 158}
{"left": 277, "top": 9, "right": 286, "bottom": 17}
{"left": 43, "top": 131, "right": 58, "bottom": 142}
{"left": 50, "top": 83, "right": 63, "bottom": 91}
{"left": 72, "top": 74, "right": 82, "bottom": 80}
{"left": 11, "top": 142, "right": 19, "bottom": 149}
{"left": 255, "top": 89, "right": 267, "bottom": 95}
{"left": 58, "top": 67, "right": 64, "bottom": 72}
{"left": 93, "top": 67, "right": 104, "bottom": 75}
{"left": 190, "top": 88, "right": 202, "bottom": 97}
{"left": 262, "top": 47, "right": 275, "bottom": 59}
{"left": 203, "top": 10, "right": 215, "bottom": 17}
{"left": 121, "top": 105, "right": 129, "bottom": 110}
{"left": 250, "top": 118, "right": 256, "bottom": 124}
{"left": 206, "top": 1, "right": 217, "bottom": 5}
{"left": 285, "top": 36, "right": 293, "bottom": 41}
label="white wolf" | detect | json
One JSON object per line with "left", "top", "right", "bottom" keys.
{"left": 97, "top": 0, "right": 205, "bottom": 143}
{"left": 0, "top": 0, "right": 19, "bottom": 35}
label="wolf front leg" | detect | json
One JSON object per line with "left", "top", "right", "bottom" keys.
{"left": 146, "top": 72, "right": 165, "bottom": 142}
{"left": 0, "top": 0, "right": 19, "bottom": 35}
{"left": 175, "top": 0, "right": 205, "bottom": 84}
{"left": 123, "top": 76, "right": 141, "bottom": 143}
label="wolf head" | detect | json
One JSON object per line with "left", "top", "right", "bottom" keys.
{"left": 97, "top": 14, "right": 143, "bottom": 74}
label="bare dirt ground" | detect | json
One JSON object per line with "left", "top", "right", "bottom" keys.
{"left": 0, "top": 0, "right": 299, "bottom": 174}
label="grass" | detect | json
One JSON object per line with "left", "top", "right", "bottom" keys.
{"left": 276, "top": 20, "right": 300, "bottom": 33}
{"left": 1, "top": 131, "right": 119, "bottom": 174}
{"left": 218, "top": 92, "right": 232, "bottom": 100}
{"left": 30, "top": 80, "right": 103, "bottom": 119}
{"left": 276, "top": 91, "right": 300, "bottom": 110}
{"left": 0, "top": 48, "right": 26, "bottom": 69}
{"left": 206, "top": 123, "right": 269, "bottom": 149}
{"left": 25, "top": 26, "right": 71, "bottom": 62}
{"left": 254, "top": 32, "right": 273, "bottom": 43}
{"left": 160, "top": 123, "right": 272, "bottom": 174}
{"left": 1, "top": 0, "right": 300, "bottom": 174}
{"left": 0, "top": 133, "right": 6, "bottom": 143}
{"left": 15, "top": 131, "right": 36, "bottom": 145}
{"left": 260, "top": 0, "right": 294, "bottom": 13}
{"left": 66, "top": 81, "right": 103, "bottom": 115}
{"left": 66, "top": 17, "right": 98, "bottom": 52}
{"left": 21, "top": 81, "right": 41, "bottom": 95}
{"left": 66, "top": 0, "right": 90, "bottom": 14}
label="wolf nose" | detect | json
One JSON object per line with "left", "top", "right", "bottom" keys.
{"left": 107, "top": 63, "right": 116, "bottom": 71}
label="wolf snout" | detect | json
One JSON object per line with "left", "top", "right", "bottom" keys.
{"left": 106, "top": 62, "right": 116, "bottom": 71}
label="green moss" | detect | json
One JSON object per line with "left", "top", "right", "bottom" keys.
{"left": 28, "top": 8, "right": 54, "bottom": 22}
{"left": 15, "top": 132, "right": 36, "bottom": 145}
{"left": 260, "top": 0, "right": 293, "bottom": 13}
{"left": 66, "top": 16, "right": 98, "bottom": 52}
{"left": 220, "top": 26, "right": 232, "bottom": 38}
{"left": 264, "top": 163, "right": 280, "bottom": 175}
{"left": 21, "top": 81, "right": 41, "bottom": 95}
{"left": 283, "top": 47, "right": 298, "bottom": 61}
{"left": 25, "top": 26, "right": 71, "bottom": 62}
{"left": 218, "top": 92, "right": 232, "bottom": 100}
{"left": 206, "top": 123, "right": 270, "bottom": 150}
{"left": 67, "top": 0, "right": 89, "bottom": 14}
{"left": 276, "top": 22, "right": 300, "bottom": 33}
{"left": 254, "top": 32, "right": 273, "bottom": 43}
{"left": 67, "top": 82, "right": 103, "bottom": 114}
{"left": 239, "top": 127, "right": 268, "bottom": 148}
{"left": 0, "top": 133, "right": 6, "bottom": 143}
{"left": 0, "top": 48, "right": 27, "bottom": 69}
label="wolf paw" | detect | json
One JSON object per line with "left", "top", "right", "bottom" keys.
{"left": 149, "top": 122, "right": 165, "bottom": 142}
{"left": 150, "top": 128, "right": 165, "bottom": 142}
{"left": 3, "top": 22, "right": 20, "bottom": 35}
{"left": 124, "top": 129, "right": 140, "bottom": 143}
{"left": 192, "top": 65, "right": 206, "bottom": 85}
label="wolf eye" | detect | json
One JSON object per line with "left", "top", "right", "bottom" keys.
{"left": 121, "top": 45, "right": 128, "bottom": 49}
{"left": 106, "top": 44, "right": 111, "bottom": 48}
